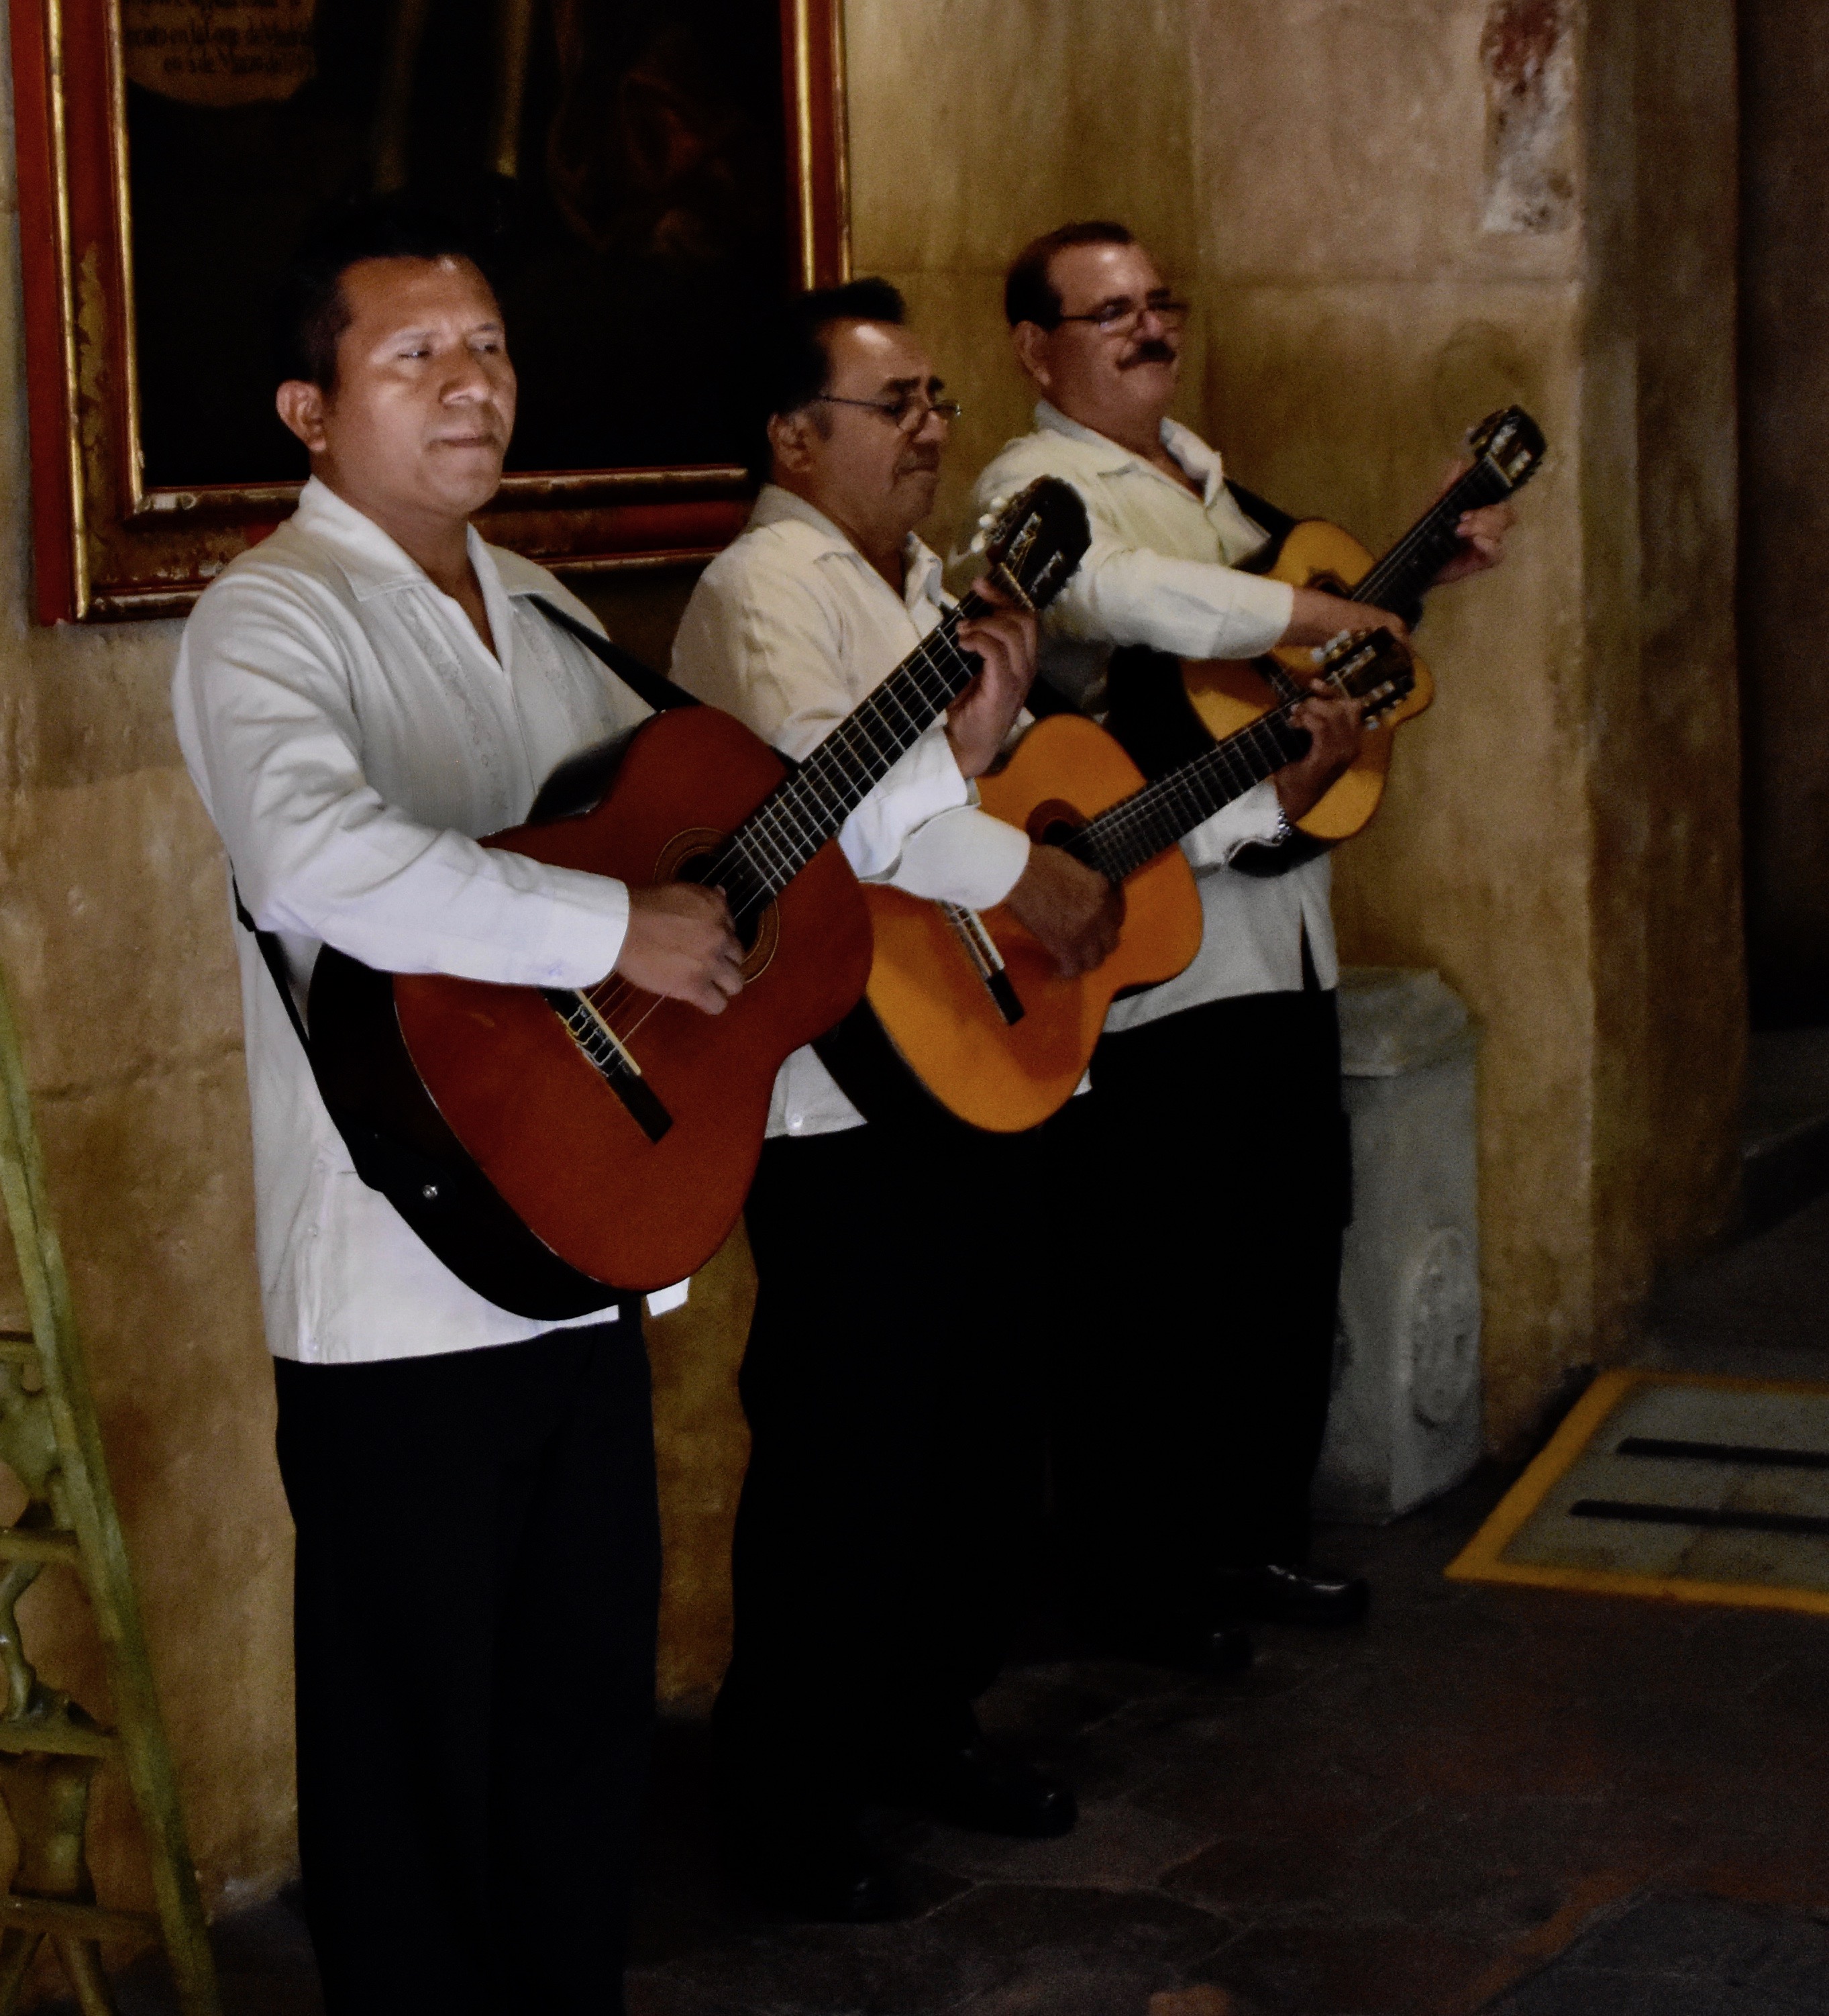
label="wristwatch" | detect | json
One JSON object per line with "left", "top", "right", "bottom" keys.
{"left": 1269, "top": 806, "right": 1296, "bottom": 846}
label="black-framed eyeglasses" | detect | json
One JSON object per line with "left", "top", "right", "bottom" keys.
{"left": 813, "top": 391, "right": 963, "bottom": 434}
{"left": 1054, "top": 297, "right": 1191, "bottom": 338}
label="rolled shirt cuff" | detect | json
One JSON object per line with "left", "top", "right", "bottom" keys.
{"left": 517, "top": 864, "right": 632, "bottom": 987}
{"left": 1196, "top": 573, "right": 1295, "bottom": 660}
{"left": 879, "top": 805, "right": 1032, "bottom": 908}
{"left": 833, "top": 723, "right": 974, "bottom": 883}
{"left": 1181, "top": 778, "right": 1287, "bottom": 872}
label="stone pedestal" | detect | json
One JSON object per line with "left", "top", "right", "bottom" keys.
{"left": 1314, "top": 967, "right": 1483, "bottom": 1523}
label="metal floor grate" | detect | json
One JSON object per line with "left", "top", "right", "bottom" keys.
{"left": 1449, "top": 1370, "right": 1829, "bottom": 1613}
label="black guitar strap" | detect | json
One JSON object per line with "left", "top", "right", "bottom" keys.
{"left": 525, "top": 594, "right": 700, "bottom": 713}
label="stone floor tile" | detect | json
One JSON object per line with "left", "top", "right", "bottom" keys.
{"left": 1198, "top": 1917, "right": 1492, "bottom": 2015}
{"left": 916, "top": 1795, "right": 1218, "bottom": 1888}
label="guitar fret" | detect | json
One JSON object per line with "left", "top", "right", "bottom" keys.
{"left": 1082, "top": 710, "right": 1305, "bottom": 883}
{"left": 722, "top": 597, "right": 994, "bottom": 901}
{"left": 1357, "top": 458, "right": 1513, "bottom": 613}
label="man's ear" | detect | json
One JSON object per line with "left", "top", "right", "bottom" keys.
{"left": 768, "top": 409, "right": 817, "bottom": 478}
{"left": 1010, "top": 321, "right": 1053, "bottom": 393}
{"left": 276, "top": 379, "right": 329, "bottom": 455}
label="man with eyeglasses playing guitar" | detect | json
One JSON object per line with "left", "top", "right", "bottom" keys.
{"left": 670, "top": 277, "right": 1120, "bottom": 1923}
{"left": 954, "top": 221, "right": 1514, "bottom": 1677}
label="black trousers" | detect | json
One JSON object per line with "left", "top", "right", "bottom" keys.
{"left": 1051, "top": 988, "right": 1351, "bottom": 1633}
{"left": 713, "top": 1121, "right": 1051, "bottom": 1839}
{"left": 274, "top": 1320, "right": 660, "bottom": 2016}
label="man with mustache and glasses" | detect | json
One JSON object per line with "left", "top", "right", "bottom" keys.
{"left": 670, "top": 278, "right": 1117, "bottom": 1921}
{"left": 171, "top": 200, "right": 744, "bottom": 2015}
{"left": 954, "top": 221, "right": 1513, "bottom": 1675}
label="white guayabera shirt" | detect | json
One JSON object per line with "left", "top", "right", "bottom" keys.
{"left": 670, "top": 485, "right": 1034, "bottom": 1140}
{"left": 957, "top": 402, "right": 1339, "bottom": 1030}
{"left": 173, "top": 478, "right": 649, "bottom": 1365}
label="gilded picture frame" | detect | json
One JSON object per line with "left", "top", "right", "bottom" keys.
{"left": 11, "top": 0, "right": 851, "bottom": 621}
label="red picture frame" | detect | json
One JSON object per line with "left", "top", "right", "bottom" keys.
{"left": 10, "top": 0, "right": 851, "bottom": 621}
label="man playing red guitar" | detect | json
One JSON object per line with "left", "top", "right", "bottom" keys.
{"left": 670, "top": 279, "right": 1116, "bottom": 1921}
{"left": 957, "top": 221, "right": 1513, "bottom": 1672}
{"left": 170, "top": 201, "right": 744, "bottom": 2016}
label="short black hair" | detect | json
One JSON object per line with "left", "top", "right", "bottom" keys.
{"left": 749, "top": 276, "right": 906, "bottom": 478}
{"left": 1004, "top": 221, "right": 1136, "bottom": 329}
{"left": 270, "top": 196, "right": 490, "bottom": 391}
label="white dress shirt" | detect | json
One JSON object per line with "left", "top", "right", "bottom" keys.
{"left": 670, "top": 485, "right": 1033, "bottom": 1138}
{"left": 173, "top": 478, "right": 651, "bottom": 1364}
{"left": 957, "top": 403, "right": 1337, "bottom": 1028}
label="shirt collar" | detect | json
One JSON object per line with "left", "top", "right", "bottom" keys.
{"left": 291, "top": 474, "right": 511, "bottom": 606}
{"left": 290, "top": 476, "right": 515, "bottom": 674}
{"left": 747, "top": 482, "right": 945, "bottom": 615}
{"left": 1032, "top": 400, "right": 1225, "bottom": 505}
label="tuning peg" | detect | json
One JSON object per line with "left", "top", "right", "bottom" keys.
{"left": 969, "top": 532, "right": 987, "bottom": 553}
{"left": 977, "top": 513, "right": 996, "bottom": 530}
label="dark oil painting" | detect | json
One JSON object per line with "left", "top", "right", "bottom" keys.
{"left": 124, "top": 0, "right": 789, "bottom": 487}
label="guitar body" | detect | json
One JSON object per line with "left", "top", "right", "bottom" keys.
{"left": 1184, "top": 518, "right": 1436, "bottom": 843}
{"left": 861, "top": 715, "right": 1204, "bottom": 1133}
{"left": 311, "top": 706, "right": 873, "bottom": 1296}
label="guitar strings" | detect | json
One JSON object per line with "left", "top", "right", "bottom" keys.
{"left": 580, "top": 466, "right": 1512, "bottom": 1066}
{"left": 577, "top": 595, "right": 998, "bottom": 1056}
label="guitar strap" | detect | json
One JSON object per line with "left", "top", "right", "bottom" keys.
{"left": 525, "top": 594, "right": 700, "bottom": 713}
{"left": 229, "top": 597, "right": 691, "bottom": 1317}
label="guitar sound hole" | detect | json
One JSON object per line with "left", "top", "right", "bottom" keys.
{"left": 658, "top": 828, "right": 779, "bottom": 977}
{"left": 1026, "top": 799, "right": 1085, "bottom": 850}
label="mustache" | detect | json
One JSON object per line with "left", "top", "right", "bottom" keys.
{"left": 1120, "top": 338, "right": 1178, "bottom": 370}
{"left": 898, "top": 446, "right": 943, "bottom": 475}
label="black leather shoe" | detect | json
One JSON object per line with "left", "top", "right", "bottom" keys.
{"left": 721, "top": 1829, "right": 900, "bottom": 1922}
{"left": 1212, "top": 1562, "right": 1370, "bottom": 1627}
{"left": 890, "top": 1742, "right": 1078, "bottom": 1838}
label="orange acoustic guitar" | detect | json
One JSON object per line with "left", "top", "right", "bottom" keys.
{"left": 304, "top": 477, "right": 1092, "bottom": 1307}
{"left": 835, "top": 629, "right": 1416, "bottom": 1136}
{"left": 1174, "top": 405, "right": 1545, "bottom": 843}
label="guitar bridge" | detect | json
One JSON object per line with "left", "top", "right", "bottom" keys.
{"left": 542, "top": 989, "right": 673, "bottom": 1144}
{"left": 941, "top": 904, "right": 1025, "bottom": 1026}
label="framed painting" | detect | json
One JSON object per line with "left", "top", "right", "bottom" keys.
{"left": 11, "top": 0, "right": 850, "bottom": 620}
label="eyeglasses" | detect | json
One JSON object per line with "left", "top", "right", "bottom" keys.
{"left": 813, "top": 391, "right": 963, "bottom": 434}
{"left": 1053, "top": 297, "right": 1191, "bottom": 338}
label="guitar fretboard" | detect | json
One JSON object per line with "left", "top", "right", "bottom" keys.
{"left": 1068, "top": 703, "right": 1310, "bottom": 885}
{"left": 1355, "top": 454, "right": 1516, "bottom": 616}
{"left": 704, "top": 596, "right": 992, "bottom": 919}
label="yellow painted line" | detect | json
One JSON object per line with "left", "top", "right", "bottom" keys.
{"left": 1446, "top": 1368, "right": 1829, "bottom": 1614}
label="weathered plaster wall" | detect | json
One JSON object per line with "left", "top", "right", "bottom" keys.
{"left": 1740, "top": 0, "right": 1829, "bottom": 1025}
{"left": 1180, "top": 0, "right": 1740, "bottom": 1444}
{"left": 843, "top": 0, "right": 1209, "bottom": 557}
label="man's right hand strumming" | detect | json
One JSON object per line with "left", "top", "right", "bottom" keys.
{"left": 613, "top": 883, "right": 746, "bottom": 1013}
{"left": 1004, "top": 844, "right": 1125, "bottom": 978}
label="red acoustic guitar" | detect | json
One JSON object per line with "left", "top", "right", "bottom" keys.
{"left": 305, "top": 478, "right": 1091, "bottom": 1307}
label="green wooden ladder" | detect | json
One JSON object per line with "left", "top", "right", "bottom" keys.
{"left": 0, "top": 964, "right": 219, "bottom": 2015}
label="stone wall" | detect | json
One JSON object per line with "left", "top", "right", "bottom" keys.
{"left": 1176, "top": 0, "right": 1741, "bottom": 1446}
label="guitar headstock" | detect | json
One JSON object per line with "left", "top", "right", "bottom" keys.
{"left": 1316, "top": 627, "right": 1416, "bottom": 727}
{"left": 966, "top": 478, "right": 1092, "bottom": 615}
{"left": 1467, "top": 407, "right": 1547, "bottom": 493}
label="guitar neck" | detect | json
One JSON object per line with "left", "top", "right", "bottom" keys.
{"left": 1070, "top": 705, "right": 1310, "bottom": 885}
{"left": 1353, "top": 454, "right": 1516, "bottom": 617}
{"left": 708, "top": 597, "right": 990, "bottom": 909}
